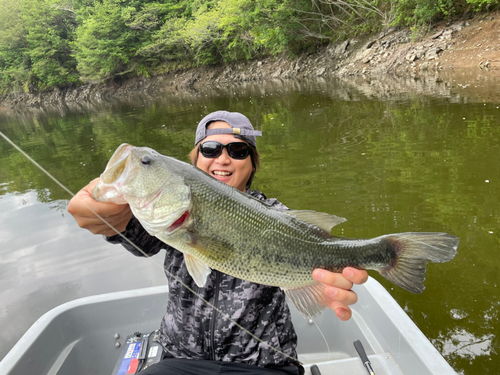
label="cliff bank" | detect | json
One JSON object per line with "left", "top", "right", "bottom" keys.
{"left": 1, "top": 12, "right": 499, "bottom": 109}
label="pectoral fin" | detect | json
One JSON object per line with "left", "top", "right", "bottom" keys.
{"left": 184, "top": 254, "right": 212, "bottom": 287}
{"left": 287, "top": 210, "right": 347, "bottom": 233}
{"left": 284, "top": 282, "right": 329, "bottom": 319}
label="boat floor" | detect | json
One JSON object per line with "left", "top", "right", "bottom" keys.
{"left": 301, "top": 352, "right": 403, "bottom": 374}
{"left": 1, "top": 278, "right": 455, "bottom": 375}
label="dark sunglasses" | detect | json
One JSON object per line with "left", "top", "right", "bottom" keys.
{"left": 199, "top": 141, "right": 251, "bottom": 160}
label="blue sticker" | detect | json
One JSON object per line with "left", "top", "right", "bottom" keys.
{"left": 117, "top": 342, "right": 142, "bottom": 375}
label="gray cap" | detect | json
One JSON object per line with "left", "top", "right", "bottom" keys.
{"left": 195, "top": 110, "right": 262, "bottom": 147}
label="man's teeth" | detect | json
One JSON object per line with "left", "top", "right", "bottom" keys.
{"left": 213, "top": 171, "right": 232, "bottom": 176}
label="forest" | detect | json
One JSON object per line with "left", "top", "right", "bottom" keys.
{"left": 0, "top": 0, "right": 497, "bottom": 93}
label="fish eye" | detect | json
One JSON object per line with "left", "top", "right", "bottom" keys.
{"left": 141, "top": 155, "right": 152, "bottom": 165}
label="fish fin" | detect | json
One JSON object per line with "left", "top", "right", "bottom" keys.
{"left": 283, "top": 282, "right": 329, "bottom": 320}
{"left": 377, "top": 232, "right": 459, "bottom": 293}
{"left": 184, "top": 254, "right": 212, "bottom": 288}
{"left": 287, "top": 210, "right": 347, "bottom": 233}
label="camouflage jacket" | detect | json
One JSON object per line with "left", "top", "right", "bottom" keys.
{"left": 106, "top": 190, "right": 300, "bottom": 368}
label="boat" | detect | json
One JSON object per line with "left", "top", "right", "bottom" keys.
{"left": 0, "top": 277, "right": 456, "bottom": 375}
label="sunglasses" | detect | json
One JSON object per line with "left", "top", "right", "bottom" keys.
{"left": 199, "top": 141, "right": 251, "bottom": 160}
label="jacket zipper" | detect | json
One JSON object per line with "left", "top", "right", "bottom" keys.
{"left": 209, "top": 271, "right": 220, "bottom": 361}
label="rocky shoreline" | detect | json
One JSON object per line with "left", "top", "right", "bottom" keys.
{"left": 1, "top": 12, "right": 498, "bottom": 109}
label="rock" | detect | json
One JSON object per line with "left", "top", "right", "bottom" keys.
{"left": 315, "top": 67, "right": 326, "bottom": 76}
{"left": 415, "top": 48, "right": 426, "bottom": 60}
{"left": 426, "top": 47, "right": 443, "bottom": 60}
{"left": 436, "top": 41, "right": 447, "bottom": 50}
{"left": 406, "top": 53, "right": 417, "bottom": 62}
{"left": 272, "top": 68, "right": 282, "bottom": 78}
{"left": 443, "top": 29, "right": 454, "bottom": 40}
{"left": 420, "top": 62, "right": 430, "bottom": 71}
{"left": 365, "top": 40, "right": 376, "bottom": 49}
{"left": 431, "top": 30, "right": 444, "bottom": 39}
{"left": 335, "top": 40, "right": 350, "bottom": 55}
{"left": 451, "top": 21, "right": 465, "bottom": 31}
{"left": 356, "top": 48, "right": 373, "bottom": 63}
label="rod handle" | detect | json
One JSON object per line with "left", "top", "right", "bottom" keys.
{"left": 353, "top": 339, "right": 369, "bottom": 363}
{"left": 310, "top": 364, "right": 322, "bottom": 375}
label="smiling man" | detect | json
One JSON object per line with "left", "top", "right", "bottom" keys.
{"left": 67, "top": 110, "right": 368, "bottom": 375}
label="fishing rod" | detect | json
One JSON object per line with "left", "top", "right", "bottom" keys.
{"left": 354, "top": 340, "right": 376, "bottom": 375}
{"left": 0, "top": 130, "right": 332, "bottom": 368}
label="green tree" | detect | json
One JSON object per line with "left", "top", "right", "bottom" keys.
{"left": 130, "top": 1, "right": 195, "bottom": 68}
{"left": 21, "top": 0, "right": 79, "bottom": 89}
{"left": 0, "top": 0, "right": 30, "bottom": 93}
{"left": 73, "top": 0, "right": 161, "bottom": 81}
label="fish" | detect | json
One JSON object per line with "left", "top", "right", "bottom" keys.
{"left": 93, "top": 143, "right": 459, "bottom": 318}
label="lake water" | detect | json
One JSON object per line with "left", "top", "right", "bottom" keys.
{"left": 0, "top": 73, "right": 499, "bottom": 374}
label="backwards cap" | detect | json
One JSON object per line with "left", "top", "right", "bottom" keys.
{"left": 195, "top": 110, "right": 262, "bottom": 147}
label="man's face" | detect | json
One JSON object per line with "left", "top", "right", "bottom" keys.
{"left": 195, "top": 121, "right": 254, "bottom": 192}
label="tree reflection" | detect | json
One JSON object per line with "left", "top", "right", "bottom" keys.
{"left": 0, "top": 76, "right": 499, "bottom": 373}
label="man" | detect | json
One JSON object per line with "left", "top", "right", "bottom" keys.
{"left": 68, "top": 111, "right": 368, "bottom": 374}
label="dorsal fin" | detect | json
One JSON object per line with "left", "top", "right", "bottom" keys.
{"left": 287, "top": 210, "right": 347, "bottom": 233}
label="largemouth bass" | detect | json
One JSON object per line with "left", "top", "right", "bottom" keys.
{"left": 93, "top": 144, "right": 458, "bottom": 318}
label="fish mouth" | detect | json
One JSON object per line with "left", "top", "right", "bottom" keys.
{"left": 93, "top": 144, "right": 135, "bottom": 203}
{"left": 101, "top": 144, "right": 134, "bottom": 183}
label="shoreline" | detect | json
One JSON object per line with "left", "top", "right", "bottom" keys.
{"left": 1, "top": 12, "right": 498, "bottom": 109}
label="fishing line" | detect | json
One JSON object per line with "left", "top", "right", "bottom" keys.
{"left": 0, "top": 130, "right": 307, "bottom": 365}
{"left": 311, "top": 319, "right": 331, "bottom": 360}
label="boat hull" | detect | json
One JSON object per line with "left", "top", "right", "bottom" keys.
{"left": 0, "top": 278, "right": 456, "bottom": 375}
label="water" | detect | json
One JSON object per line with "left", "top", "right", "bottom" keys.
{"left": 0, "top": 74, "right": 499, "bottom": 374}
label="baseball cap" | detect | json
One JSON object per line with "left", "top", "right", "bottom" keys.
{"left": 195, "top": 110, "right": 262, "bottom": 147}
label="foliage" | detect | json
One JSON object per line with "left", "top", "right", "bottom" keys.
{"left": 391, "top": 0, "right": 457, "bottom": 27}
{"left": 0, "top": 0, "right": 80, "bottom": 92}
{"left": 0, "top": 0, "right": 30, "bottom": 93}
{"left": 0, "top": 0, "right": 498, "bottom": 91}
{"left": 466, "top": 0, "right": 499, "bottom": 10}
{"left": 21, "top": 0, "right": 80, "bottom": 89}
{"left": 73, "top": 0, "right": 157, "bottom": 81}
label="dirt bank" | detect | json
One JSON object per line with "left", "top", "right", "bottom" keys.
{"left": 1, "top": 12, "right": 498, "bottom": 109}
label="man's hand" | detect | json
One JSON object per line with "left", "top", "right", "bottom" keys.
{"left": 312, "top": 268, "right": 369, "bottom": 321}
{"left": 67, "top": 178, "right": 132, "bottom": 236}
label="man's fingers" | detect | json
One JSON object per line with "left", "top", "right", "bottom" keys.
{"left": 342, "top": 267, "right": 369, "bottom": 285}
{"left": 312, "top": 269, "right": 353, "bottom": 290}
{"left": 114, "top": 212, "right": 133, "bottom": 232}
{"left": 328, "top": 304, "right": 352, "bottom": 321}
{"left": 312, "top": 268, "right": 369, "bottom": 321}
{"left": 324, "top": 286, "right": 358, "bottom": 306}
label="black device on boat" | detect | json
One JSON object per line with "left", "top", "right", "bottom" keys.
{"left": 111, "top": 331, "right": 164, "bottom": 375}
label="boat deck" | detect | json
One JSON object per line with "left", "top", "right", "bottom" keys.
{"left": 0, "top": 278, "right": 456, "bottom": 375}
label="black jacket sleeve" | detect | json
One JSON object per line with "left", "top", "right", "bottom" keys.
{"left": 104, "top": 216, "right": 167, "bottom": 257}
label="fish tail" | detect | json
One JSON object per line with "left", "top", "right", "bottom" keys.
{"left": 377, "top": 232, "right": 458, "bottom": 293}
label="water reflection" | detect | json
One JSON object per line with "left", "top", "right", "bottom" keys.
{"left": 0, "top": 190, "right": 166, "bottom": 360}
{"left": 434, "top": 329, "right": 495, "bottom": 365}
{"left": 0, "top": 75, "right": 499, "bottom": 373}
